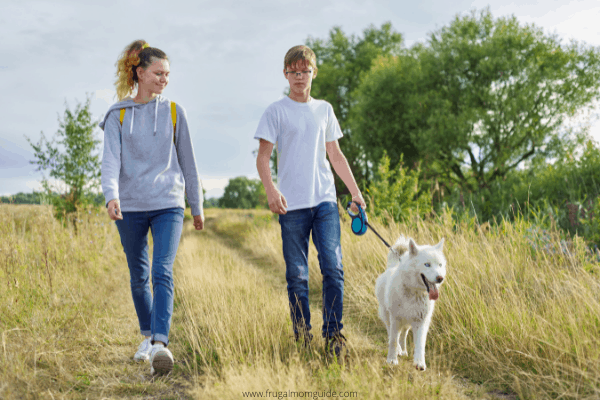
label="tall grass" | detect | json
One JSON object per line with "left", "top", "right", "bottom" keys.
{"left": 175, "top": 206, "right": 600, "bottom": 399}
{"left": 0, "top": 204, "right": 190, "bottom": 399}
{"left": 173, "top": 209, "right": 467, "bottom": 399}
{"left": 2, "top": 204, "right": 598, "bottom": 399}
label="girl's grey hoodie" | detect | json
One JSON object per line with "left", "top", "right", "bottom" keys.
{"left": 99, "top": 95, "right": 203, "bottom": 216}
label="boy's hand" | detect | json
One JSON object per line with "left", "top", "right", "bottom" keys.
{"left": 350, "top": 192, "right": 366, "bottom": 214}
{"left": 267, "top": 188, "right": 288, "bottom": 215}
{"left": 107, "top": 199, "right": 123, "bottom": 221}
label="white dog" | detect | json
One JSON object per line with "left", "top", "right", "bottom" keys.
{"left": 375, "top": 236, "right": 446, "bottom": 371}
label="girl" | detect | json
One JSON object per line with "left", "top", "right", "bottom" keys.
{"left": 99, "top": 39, "right": 204, "bottom": 375}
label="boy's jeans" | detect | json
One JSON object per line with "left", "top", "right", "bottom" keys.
{"left": 278, "top": 201, "right": 344, "bottom": 338}
{"left": 115, "top": 207, "right": 184, "bottom": 346}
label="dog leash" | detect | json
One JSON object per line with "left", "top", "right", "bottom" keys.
{"left": 346, "top": 201, "right": 395, "bottom": 253}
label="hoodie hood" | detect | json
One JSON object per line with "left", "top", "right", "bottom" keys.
{"left": 99, "top": 95, "right": 162, "bottom": 136}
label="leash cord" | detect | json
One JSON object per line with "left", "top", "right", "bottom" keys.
{"left": 348, "top": 201, "right": 396, "bottom": 253}
{"left": 365, "top": 221, "right": 392, "bottom": 249}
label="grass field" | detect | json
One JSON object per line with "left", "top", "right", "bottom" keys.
{"left": 1, "top": 204, "right": 599, "bottom": 399}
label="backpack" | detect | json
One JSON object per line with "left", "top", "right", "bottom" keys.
{"left": 119, "top": 101, "right": 177, "bottom": 144}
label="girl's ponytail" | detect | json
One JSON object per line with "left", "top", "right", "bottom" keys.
{"left": 114, "top": 40, "right": 169, "bottom": 101}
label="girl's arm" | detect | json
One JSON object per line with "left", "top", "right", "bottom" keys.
{"left": 101, "top": 110, "right": 123, "bottom": 220}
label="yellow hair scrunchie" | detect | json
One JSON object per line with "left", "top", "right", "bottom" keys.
{"left": 142, "top": 43, "right": 150, "bottom": 49}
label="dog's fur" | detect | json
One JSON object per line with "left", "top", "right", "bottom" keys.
{"left": 375, "top": 236, "right": 446, "bottom": 370}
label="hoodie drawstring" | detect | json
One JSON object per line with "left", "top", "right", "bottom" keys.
{"left": 154, "top": 96, "right": 159, "bottom": 136}
{"left": 130, "top": 107, "right": 135, "bottom": 135}
{"left": 129, "top": 96, "right": 160, "bottom": 136}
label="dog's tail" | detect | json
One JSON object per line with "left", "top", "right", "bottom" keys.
{"left": 387, "top": 236, "right": 410, "bottom": 268}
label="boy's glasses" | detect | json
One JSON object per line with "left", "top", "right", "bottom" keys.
{"left": 285, "top": 70, "right": 314, "bottom": 78}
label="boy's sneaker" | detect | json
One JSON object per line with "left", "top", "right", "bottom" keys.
{"left": 294, "top": 330, "right": 314, "bottom": 348}
{"left": 133, "top": 337, "right": 152, "bottom": 362}
{"left": 150, "top": 344, "right": 174, "bottom": 375}
{"left": 325, "top": 333, "right": 347, "bottom": 364}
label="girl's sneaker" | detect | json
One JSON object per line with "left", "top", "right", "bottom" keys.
{"left": 150, "top": 344, "right": 174, "bottom": 375}
{"left": 133, "top": 337, "right": 152, "bottom": 362}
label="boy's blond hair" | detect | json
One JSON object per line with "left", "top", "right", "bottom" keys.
{"left": 284, "top": 45, "right": 318, "bottom": 72}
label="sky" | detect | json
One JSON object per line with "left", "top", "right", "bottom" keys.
{"left": 2, "top": 0, "right": 600, "bottom": 199}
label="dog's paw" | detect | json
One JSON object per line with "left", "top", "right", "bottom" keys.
{"left": 413, "top": 359, "right": 426, "bottom": 371}
{"left": 397, "top": 349, "right": 408, "bottom": 357}
{"left": 386, "top": 357, "right": 399, "bottom": 365}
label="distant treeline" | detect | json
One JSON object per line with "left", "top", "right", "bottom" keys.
{"left": 0, "top": 192, "right": 105, "bottom": 206}
{"left": 1, "top": 191, "right": 221, "bottom": 209}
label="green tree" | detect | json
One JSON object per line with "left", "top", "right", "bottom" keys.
{"left": 26, "top": 94, "right": 101, "bottom": 222}
{"left": 219, "top": 176, "right": 267, "bottom": 209}
{"left": 351, "top": 52, "right": 424, "bottom": 174}
{"left": 306, "top": 22, "right": 403, "bottom": 194}
{"left": 353, "top": 8, "right": 600, "bottom": 194}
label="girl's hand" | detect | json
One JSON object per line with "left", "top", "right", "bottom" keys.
{"left": 107, "top": 199, "right": 123, "bottom": 221}
{"left": 193, "top": 214, "right": 205, "bottom": 230}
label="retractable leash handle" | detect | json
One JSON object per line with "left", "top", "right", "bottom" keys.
{"left": 346, "top": 201, "right": 368, "bottom": 236}
{"left": 346, "top": 201, "right": 396, "bottom": 253}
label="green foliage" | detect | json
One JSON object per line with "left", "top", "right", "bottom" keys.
{"left": 579, "top": 197, "right": 600, "bottom": 247}
{"left": 25, "top": 93, "right": 102, "bottom": 224}
{"left": 353, "top": 8, "right": 600, "bottom": 194}
{"left": 1, "top": 191, "right": 52, "bottom": 205}
{"left": 366, "top": 152, "right": 432, "bottom": 222}
{"left": 219, "top": 177, "right": 268, "bottom": 209}
{"left": 350, "top": 53, "right": 423, "bottom": 174}
{"left": 306, "top": 22, "right": 403, "bottom": 193}
{"left": 204, "top": 197, "right": 220, "bottom": 208}
{"left": 443, "top": 134, "right": 600, "bottom": 245}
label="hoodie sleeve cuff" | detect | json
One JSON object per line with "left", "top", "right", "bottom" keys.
{"left": 104, "top": 191, "right": 119, "bottom": 208}
{"left": 190, "top": 203, "right": 203, "bottom": 217}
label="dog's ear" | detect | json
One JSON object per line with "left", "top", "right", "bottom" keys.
{"left": 434, "top": 238, "right": 445, "bottom": 250}
{"left": 408, "top": 238, "right": 418, "bottom": 257}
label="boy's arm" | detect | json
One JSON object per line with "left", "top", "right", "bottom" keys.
{"left": 257, "top": 139, "right": 287, "bottom": 214}
{"left": 326, "top": 139, "right": 366, "bottom": 211}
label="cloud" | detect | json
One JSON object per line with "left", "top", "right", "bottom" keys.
{"left": 202, "top": 177, "right": 250, "bottom": 199}
{"left": 96, "top": 89, "right": 116, "bottom": 106}
{"left": 202, "top": 177, "right": 230, "bottom": 191}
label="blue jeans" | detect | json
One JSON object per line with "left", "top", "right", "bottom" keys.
{"left": 115, "top": 207, "right": 184, "bottom": 346}
{"left": 278, "top": 201, "right": 344, "bottom": 338}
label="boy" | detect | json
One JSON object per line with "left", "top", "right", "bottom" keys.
{"left": 254, "top": 45, "right": 366, "bottom": 360}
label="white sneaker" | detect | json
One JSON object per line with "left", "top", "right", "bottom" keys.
{"left": 150, "top": 344, "right": 174, "bottom": 375}
{"left": 133, "top": 337, "right": 152, "bottom": 362}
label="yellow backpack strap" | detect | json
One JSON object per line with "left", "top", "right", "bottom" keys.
{"left": 171, "top": 102, "right": 177, "bottom": 144}
{"left": 119, "top": 108, "right": 125, "bottom": 125}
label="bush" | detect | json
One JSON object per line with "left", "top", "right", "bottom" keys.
{"left": 366, "top": 152, "right": 432, "bottom": 222}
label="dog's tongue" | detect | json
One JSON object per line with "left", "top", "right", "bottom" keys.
{"left": 429, "top": 286, "right": 439, "bottom": 300}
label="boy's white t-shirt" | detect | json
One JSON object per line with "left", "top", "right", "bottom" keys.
{"left": 254, "top": 96, "right": 343, "bottom": 211}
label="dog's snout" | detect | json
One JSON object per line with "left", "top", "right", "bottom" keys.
{"left": 436, "top": 276, "right": 444, "bottom": 283}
